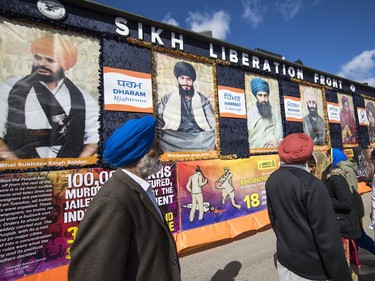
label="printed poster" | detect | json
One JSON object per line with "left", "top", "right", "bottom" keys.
{"left": 0, "top": 165, "right": 179, "bottom": 281}
{"left": 154, "top": 52, "right": 217, "bottom": 161}
{"left": 177, "top": 156, "right": 279, "bottom": 231}
{"left": 218, "top": 85, "right": 246, "bottom": 119}
{"left": 103, "top": 66, "right": 153, "bottom": 113}
{"left": 0, "top": 18, "right": 100, "bottom": 171}
{"left": 245, "top": 74, "right": 283, "bottom": 151}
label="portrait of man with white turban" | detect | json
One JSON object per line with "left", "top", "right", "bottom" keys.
{"left": 0, "top": 31, "right": 99, "bottom": 162}
{"left": 155, "top": 57, "right": 216, "bottom": 153}
{"left": 246, "top": 76, "right": 283, "bottom": 149}
{"left": 301, "top": 86, "right": 326, "bottom": 145}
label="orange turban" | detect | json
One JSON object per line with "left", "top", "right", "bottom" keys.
{"left": 31, "top": 35, "right": 78, "bottom": 70}
{"left": 278, "top": 133, "right": 314, "bottom": 164}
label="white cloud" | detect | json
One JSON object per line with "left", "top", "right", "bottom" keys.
{"left": 337, "top": 49, "right": 375, "bottom": 87}
{"left": 276, "top": 0, "right": 303, "bottom": 21}
{"left": 241, "top": 0, "right": 265, "bottom": 28}
{"left": 186, "top": 10, "right": 231, "bottom": 40}
{"left": 162, "top": 13, "right": 179, "bottom": 26}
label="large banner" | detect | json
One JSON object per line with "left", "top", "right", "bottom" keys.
{"left": 147, "top": 163, "right": 180, "bottom": 233}
{"left": 178, "top": 156, "right": 279, "bottom": 231}
{"left": 0, "top": 164, "right": 180, "bottom": 281}
{"left": 0, "top": 168, "right": 111, "bottom": 280}
{"left": 0, "top": 18, "right": 100, "bottom": 171}
{"left": 154, "top": 52, "right": 217, "bottom": 161}
{"left": 245, "top": 74, "right": 283, "bottom": 152}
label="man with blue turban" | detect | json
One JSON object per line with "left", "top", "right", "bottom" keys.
{"left": 247, "top": 77, "right": 283, "bottom": 148}
{"left": 156, "top": 61, "right": 215, "bottom": 152}
{"left": 68, "top": 116, "right": 181, "bottom": 281}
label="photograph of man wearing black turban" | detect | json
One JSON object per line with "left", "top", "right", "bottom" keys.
{"left": 156, "top": 60, "right": 216, "bottom": 153}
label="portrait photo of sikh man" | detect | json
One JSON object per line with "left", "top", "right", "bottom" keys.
{"left": 246, "top": 76, "right": 283, "bottom": 149}
{"left": 301, "top": 86, "right": 326, "bottom": 145}
{"left": 365, "top": 100, "right": 375, "bottom": 144}
{"left": 0, "top": 25, "right": 99, "bottom": 162}
{"left": 155, "top": 54, "right": 216, "bottom": 153}
{"left": 338, "top": 93, "right": 358, "bottom": 144}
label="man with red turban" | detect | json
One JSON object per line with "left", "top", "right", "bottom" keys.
{"left": 0, "top": 34, "right": 99, "bottom": 160}
{"left": 266, "top": 133, "right": 351, "bottom": 281}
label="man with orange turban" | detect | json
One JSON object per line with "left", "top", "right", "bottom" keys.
{"left": 0, "top": 34, "right": 99, "bottom": 160}
{"left": 266, "top": 133, "right": 351, "bottom": 281}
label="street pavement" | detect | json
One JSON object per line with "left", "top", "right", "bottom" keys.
{"left": 180, "top": 191, "right": 375, "bottom": 281}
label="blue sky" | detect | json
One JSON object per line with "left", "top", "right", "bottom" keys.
{"left": 92, "top": 0, "right": 375, "bottom": 87}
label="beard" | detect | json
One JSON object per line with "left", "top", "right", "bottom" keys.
{"left": 256, "top": 100, "right": 272, "bottom": 118}
{"left": 137, "top": 154, "right": 162, "bottom": 179}
{"left": 31, "top": 65, "right": 65, "bottom": 83}
{"left": 178, "top": 84, "right": 194, "bottom": 97}
{"left": 307, "top": 106, "right": 318, "bottom": 118}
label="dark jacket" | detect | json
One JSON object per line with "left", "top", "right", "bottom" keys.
{"left": 266, "top": 165, "right": 351, "bottom": 281}
{"left": 68, "top": 168, "right": 181, "bottom": 281}
{"left": 324, "top": 171, "right": 362, "bottom": 239}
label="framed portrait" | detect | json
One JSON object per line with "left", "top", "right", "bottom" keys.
{"left": 364, "top": 98, "right": 375, "bottom": 145}
{"left": 300, "top": 85, "right": 328, "bottom": 146}
{"left": 337, "top": 93, "right": 358, "bottom": 146}
{"left": 0, "top": 17, "right": 100, "bottom": 171}
{"left": 154, "top": 52, "right": 217, "bottom": 161}
{"left": 245, "top": 74, "right": 283, "bottom": 152}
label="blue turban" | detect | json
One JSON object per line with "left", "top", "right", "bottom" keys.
{"left": 251, "top": 77, "right": 269, "bottom": 96}
{"left": 331, "top": 148, "right": 347, "bottom": 166}
{"left": 103, "top": 116, "right": 156, "bottom": 167}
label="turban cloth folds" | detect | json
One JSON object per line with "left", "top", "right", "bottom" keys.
{"left": 103, "top": 116, "right": 156, "bottom": 167}
{"left": 331, "top": 148, "right": 347, "bottom": 166}
{"left": 250, "top": 77, "right": 269, "bottom": 97}
{"left": 31, "top": 35, "right": 78, "bottom": 70}
{"left": 304, "top": 88, "right": 318, "bottom": 102}
{"left": 278, "top": 133, "right": 314, "bottom": 164}
{"left": 173, "top": 61, "right": 196, "bottom": 81}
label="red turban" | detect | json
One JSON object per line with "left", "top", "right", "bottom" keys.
{"left": 278, "top": 133, "right": 314, "bottom": 164}
{"left": 31, "top": 35, "right": 78, "bottom": 70}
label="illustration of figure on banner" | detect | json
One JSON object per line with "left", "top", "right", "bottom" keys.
{"left": 186, "top": 165, "right": 209, "bottom": 222}
{"left": 215, "top": 167, "right": 241, "bottom": 209}
{"left": 246, "top": 76, "right": 283, "bottom": 149}
{"left": 155, "top": 56, "right": 216, "bottom": 153}
{"left": 366, "top": 101, "right": 375, "bottom": 143}
{"left": 339, "top": 94, "right": 358, "bottom": 144}
{"left": 302, "top": 87, "right": 326, "bottom": 145}
{"left": 0, "top": 29, "right": 100, "bottom": 161}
